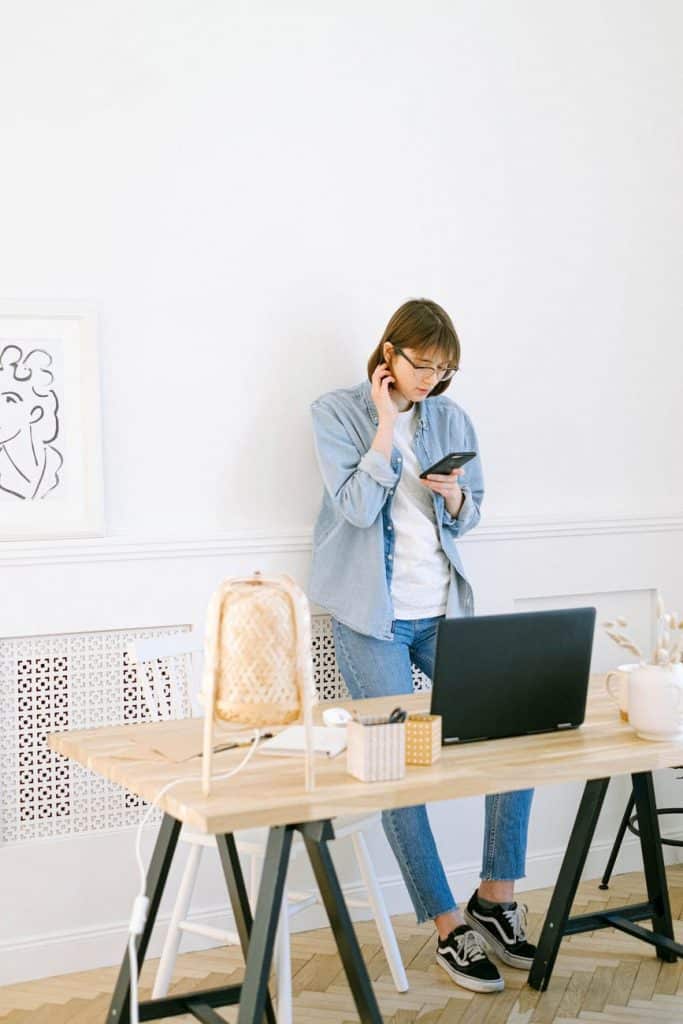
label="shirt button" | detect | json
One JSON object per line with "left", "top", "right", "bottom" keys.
{"left": 389, "top": 489, "right": 394, "bottom": 495}
{"left": 387, "top": 554, "right": 393, "bottom": 560}
{"left": 387, "top": 524, "right": 393, "bottom": 530}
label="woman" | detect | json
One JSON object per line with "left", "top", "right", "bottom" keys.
{"left": 308, "top": 299, "right": 535, "bottom": 994}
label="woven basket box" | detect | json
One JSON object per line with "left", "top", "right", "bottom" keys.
{"left": 346, "top": 721, "right": 405, "bottom": 782}
{"left": 405, "top": 714, "right": 442, "bottom": 766}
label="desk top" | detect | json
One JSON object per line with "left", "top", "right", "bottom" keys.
{"left": 48, "top": 676, "right": 683, "bottom": 835}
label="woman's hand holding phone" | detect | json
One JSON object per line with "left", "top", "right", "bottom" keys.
{"left": 421, "top": 466, "right": 466, "bottom": 517}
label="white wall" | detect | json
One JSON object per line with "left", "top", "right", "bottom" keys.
{"left": 1, "top": 0, "right": 683, "bottom": 985}
{"left": 0, "top": 1, "right": 682, "bottom": 535}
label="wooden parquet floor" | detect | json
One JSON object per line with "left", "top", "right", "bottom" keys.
{"left": 1, "top": 867, "right": 682, "bottom": 1023}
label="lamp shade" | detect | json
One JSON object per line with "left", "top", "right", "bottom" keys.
{"left": 200, "top": 572, "right": 316, "bottom": 793}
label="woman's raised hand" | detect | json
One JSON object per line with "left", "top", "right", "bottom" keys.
{"left": 371, "top": 362, "right": 399, "bottom": 426}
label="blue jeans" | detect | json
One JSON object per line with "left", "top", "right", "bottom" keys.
{"left": 332, "top": 615, "right": 534, "bottom": 924}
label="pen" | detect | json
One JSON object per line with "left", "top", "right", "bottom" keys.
{"left": 199, "top": 732, "right": 273, "bottom": 757}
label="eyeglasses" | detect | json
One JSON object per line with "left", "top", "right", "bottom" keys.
{"left": 394, "top": 346, "right": 459, "bottom": 382}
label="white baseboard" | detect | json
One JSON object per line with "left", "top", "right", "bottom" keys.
{"left": 1, "top": 828, "right": 680, "bottom": 987}
{"left": 0, "top": 903, "right": 232, "bottom": 987}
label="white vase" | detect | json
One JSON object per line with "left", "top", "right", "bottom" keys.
{"left": 628, "top": 663, "right": 683, "bottom": 741}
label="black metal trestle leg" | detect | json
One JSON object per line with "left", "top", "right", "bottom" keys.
{"left": 215, "top": 833, "right": 278, "bottom": 1024}
{"left": 599, "top": 787, "right": 636, "bottom": 889}
{"left": 106, "top": 816, "right": 382, "bottom": 1023}
{"left": 629, "top": 772, "right": 677, "bottom": 962}
{"left": 528, "top": 778, "right": 610, "bottom": 991}
{"left": 530, "top": 772, "right": 681, "bottom": 993}
{"left": 107, "top": 814, "right": 182, "bottom": 1022}
{"left": 235, "top": 820, "right": 383, "bottom": 1024}
{"left": 300, "top": 820, "right": 383, "bottom": 1024}
{"left": 106, "top": 815, "right": 273, "bottom": 1024}
{"left": 235, "top": 826, "right": 294, "bottom": 1024}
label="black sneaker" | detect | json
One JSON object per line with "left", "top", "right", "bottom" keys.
{"left": 435, "top": 924, "right": 504, "bottom": 993}
{"left": 464, "top": 892, "right": 536, "bottom": 969}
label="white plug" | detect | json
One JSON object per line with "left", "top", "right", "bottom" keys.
{"left": 129, "top": 895, "right": 150, "bottom": 936}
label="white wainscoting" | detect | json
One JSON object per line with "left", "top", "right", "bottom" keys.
{"left": 1, "top": 512, "right": 682, "bottom": 984}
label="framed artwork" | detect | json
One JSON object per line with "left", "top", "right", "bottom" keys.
{"left": 0, "top": 302, "right": 104, "bottom": 540}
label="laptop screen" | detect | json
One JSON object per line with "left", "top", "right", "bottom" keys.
{"left": 430, "top": 607, "right": 596, "bottom": 744}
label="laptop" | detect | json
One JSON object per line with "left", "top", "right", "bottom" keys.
{"left": 430, "top": 607, "right": 596, "bottom": 744}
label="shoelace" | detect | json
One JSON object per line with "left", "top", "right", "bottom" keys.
{"left": 455, "top": 928, "right": 488, "bottom": 963}
{"left": 502, "top": 902, "right": 528, "bottom": 942}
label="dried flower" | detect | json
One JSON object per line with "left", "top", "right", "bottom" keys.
{"left": 655, "top": 646, "right": 670, "bottom": 666}
{"left": 603, "top": 626, "right": 643, "bottom": 659}
{"left": 604, "top": 592, "right": 683, "bottom": 666}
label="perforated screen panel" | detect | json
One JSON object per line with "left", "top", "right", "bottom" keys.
{"left": 0, "top": 616, "right": 429, "bottom": 844}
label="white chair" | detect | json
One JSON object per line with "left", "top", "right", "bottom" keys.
{"left": 129, "top": 632, "right": 408, "bottom": 1023}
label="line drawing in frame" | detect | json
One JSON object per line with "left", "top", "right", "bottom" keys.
{"left": 0, "top": 343, "right": 64, "bottom": 501}
{"left": 0, "top": 302, "right": 104, "bottom": 541}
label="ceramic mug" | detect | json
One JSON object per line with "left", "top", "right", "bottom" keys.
{"left": 604, "top": 663, "right": 640, "bottom": 722}
{"left": 628, "top": 664, "right": 683, "bottom": 741}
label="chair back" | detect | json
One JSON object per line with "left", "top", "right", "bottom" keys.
{"left": 127, "top": 633, "right": 202, "bottom": 723}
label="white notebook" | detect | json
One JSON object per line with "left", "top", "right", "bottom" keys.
{"left": 258, "top": 725, "right": 347, "bottom": 759}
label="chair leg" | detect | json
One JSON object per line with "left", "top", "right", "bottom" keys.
{"left": 152, "top": 841, "right": 204, "bottom": 998}
{"left": 275, "top": 893, "right": 293, "bottom": 1024}
{"left": 237, "top": 827, "right": 295, "bottom": 1024}
{"left": 248, "top": 848, "right": 294, "bottom": 1023}
{"left": 351, "top": 830, "right": 409, "bottom": 993}
{"left": 599, "top": 788, "right": 636, "bottom": 890}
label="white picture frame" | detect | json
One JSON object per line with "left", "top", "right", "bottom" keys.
{"left": 0, "top": 302, "right": 104, "bottom": 540}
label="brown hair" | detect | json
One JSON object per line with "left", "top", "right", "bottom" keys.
{"left": 366, "top": 298, "right": 460, "bottom": 397}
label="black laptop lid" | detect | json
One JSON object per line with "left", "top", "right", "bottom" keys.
{"left": 430, "top": 607, "right": 596, "bottom": 744}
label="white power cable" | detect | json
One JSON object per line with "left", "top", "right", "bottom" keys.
{"left": 127, "top": 729, "right": 262, "bottom": 1024}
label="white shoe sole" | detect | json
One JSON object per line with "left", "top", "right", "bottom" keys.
{"left": 436, "top": 952, "right": 504, "bottom": 993}
{"left": 463, "top": 909, "right": 534, "bottom": 970}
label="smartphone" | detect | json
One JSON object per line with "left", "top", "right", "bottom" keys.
{"left": 419, "top": 451, "right": 476, "bottom": 479}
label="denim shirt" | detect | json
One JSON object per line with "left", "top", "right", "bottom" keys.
{"left": 308, "top": 379, "right": 485, "bottom": 640}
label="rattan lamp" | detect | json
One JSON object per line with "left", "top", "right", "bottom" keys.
{"left": 200, "top": 572, "right": 316, "bottom": 795}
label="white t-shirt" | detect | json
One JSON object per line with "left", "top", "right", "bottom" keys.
{"left": 390, "top": 405, "right": 451, "bottom": 619}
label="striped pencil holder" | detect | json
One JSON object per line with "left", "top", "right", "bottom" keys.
{"left": 346, "top": 720, "right": 405, "bottom": 782}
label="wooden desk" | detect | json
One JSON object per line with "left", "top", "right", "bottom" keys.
{"left": 49, "top": 676, "right": 683, "bottom": 1023}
